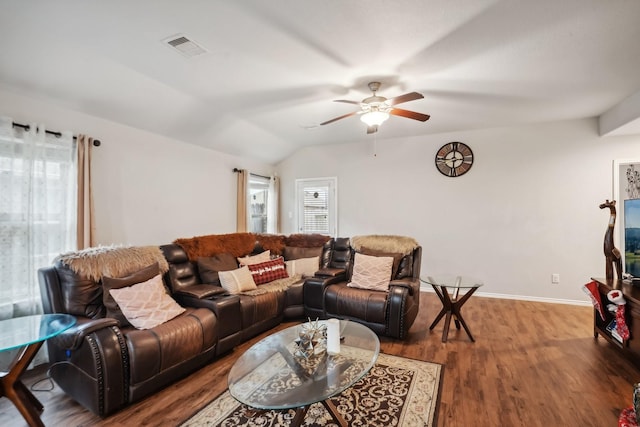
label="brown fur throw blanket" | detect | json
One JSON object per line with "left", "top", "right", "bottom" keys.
{"left": 285, "top": 233, "right": 332, "bottom": 248}
{"left": 175, "top": 233, "right": 257, "bottom": 261}
{"left": 351, "top": 235, "right": 419, "bottom": 255}
{"left": 175, "top": 233, "right": 333, "bottom": 261}
{"left": 56, "top": 245, "right": 169, "bottom": 282}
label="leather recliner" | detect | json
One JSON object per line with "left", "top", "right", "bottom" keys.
{"left": 38, "top": 261, "right": 218, "bottom": 416}
{"left": 303, "top": 238, "right": 422, "bottom": 339}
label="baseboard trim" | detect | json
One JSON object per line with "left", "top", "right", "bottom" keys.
{"left": 419, "top": 286, "right": 591, "bottom": 307}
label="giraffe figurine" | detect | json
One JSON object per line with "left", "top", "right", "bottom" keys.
{"left": 599, "top": 199, "right": 623, "bottom": 281}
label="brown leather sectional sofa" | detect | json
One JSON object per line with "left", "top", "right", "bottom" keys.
{"left": 37, "top": 233, "right": 421, "bottom": 416}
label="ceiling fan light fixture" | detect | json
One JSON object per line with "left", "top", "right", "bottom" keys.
{"left": 360, "top": 111, "right": 389, "bottom": 126}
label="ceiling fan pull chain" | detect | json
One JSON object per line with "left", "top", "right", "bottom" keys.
{"left": 374, "top": 133, "right": 377, "bottom": 157}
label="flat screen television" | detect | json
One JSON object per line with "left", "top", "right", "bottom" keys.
{"left": 624, "top": 198, "right": 640, "bottom": 278}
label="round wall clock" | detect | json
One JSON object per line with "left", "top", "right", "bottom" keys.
{"left": 435, "top": 142, "right": 474, "bottom": 177}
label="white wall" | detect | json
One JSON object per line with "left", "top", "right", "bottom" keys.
{"left": 277, "top": 118, "right": 640, "bottom": 303}
{"left": 4, "top": 83, "right": 639, "bottom": 302}
{"left": 0, "top": 86, "right": 272, "bottom": 246}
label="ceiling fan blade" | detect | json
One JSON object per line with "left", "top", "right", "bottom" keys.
{"left": 320, "top": 111, "right": 359, "bottom": 126}
{"left": 367, "top": 125, "right": 378, "bottom": 134}
{"left": 386, "top": 91, "right": 424, "bottom": 106}
{"left": 333, "top": 99, "right": 361, "bottom": 105}
{"left": 390, "top": 108, "right": 430, "bottom": 122}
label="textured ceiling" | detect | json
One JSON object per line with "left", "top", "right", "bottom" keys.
{"left": 1, "top": 0, "right": 640, "bottom": 163}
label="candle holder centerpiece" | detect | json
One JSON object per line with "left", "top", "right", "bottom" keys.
{"left": 294, "top": 318, "right": 327, "bottom": 359}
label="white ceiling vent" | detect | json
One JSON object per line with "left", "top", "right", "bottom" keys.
{"left": 163, "top": 34, "right": 208, "bottom": 58}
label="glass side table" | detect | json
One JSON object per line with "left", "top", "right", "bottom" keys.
{"left": 421, "top": 276, "right": 483, "bottom": 342}
{"left": 0, "top": 313, "right": 76, "bottom": 427}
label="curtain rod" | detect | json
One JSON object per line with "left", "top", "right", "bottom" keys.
{"left": 232, "top": 168, "right": 270, "bottom": 180}
{"left": 12, "top": 121, "right": 101, "bottom": 146}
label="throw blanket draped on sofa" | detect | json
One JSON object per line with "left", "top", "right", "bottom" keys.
{"left": 55, "top": 245, "right": 169, "bottom": 281}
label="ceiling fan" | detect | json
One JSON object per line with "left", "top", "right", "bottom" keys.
{"left": 320, "top": 82, "right": 430, "bottom": 134}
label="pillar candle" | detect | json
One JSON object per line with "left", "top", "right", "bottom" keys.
{"left": 327, "top": 318, "right": 341, "bottom": 355}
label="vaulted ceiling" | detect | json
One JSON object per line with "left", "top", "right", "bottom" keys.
{"left": 2, "top": 1, "right": 640, "bottom": 163}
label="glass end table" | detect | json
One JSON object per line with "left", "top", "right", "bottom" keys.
{"left": 228, "top": 320, "right": 379, "bottom": 427}
{"left": 0, "top": 313, "right": 76, "bottom": 427}
{"left": 421, "top": 276, "right": 483, "bottom": 342}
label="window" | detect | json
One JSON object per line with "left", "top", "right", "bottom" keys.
{"left": 0, "top": 120, "right": 76, "bottom": 318}
{"left": 248, "top": 174, "right": 270, "bottom": 233}
{"left": 296, "top": 178, "right": 337, "bottom": 236}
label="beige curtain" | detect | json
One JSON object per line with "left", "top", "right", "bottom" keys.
{"left": 236, "top": 169, "right": 249, "bottom": 232}
{"left": 76, "top": 135, "right": 95, "bottom": 249}
{"left": 268, "top": 176, "right": 280, "bottom": 234}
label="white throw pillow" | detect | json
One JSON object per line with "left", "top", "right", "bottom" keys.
{"left": 108, "top": 274, "right": 185, "bottom": 330}
{"left": 347, "top": 252, "right": 394, "bottom": 292}
{"left": 219, "top": 265, "right": 258, "bottom": 294}
{"left": 237, "top": 250, "right": 271, "bottom": 266}
{"left": 285, "top": 256, "right": 320, "bottom": 278}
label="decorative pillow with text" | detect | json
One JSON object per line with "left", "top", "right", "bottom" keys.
{"left": 247, "top": 257, "right": 289, "bottom": 285}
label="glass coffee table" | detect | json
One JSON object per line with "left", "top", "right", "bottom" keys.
{"left": 421, "top": 276, "right": 483, "bottom": 342}
{"left": 0, "top": 313, "right": 76, "bottom": 427}
{"left": 228, "top": 320, "right": 379, "bottom": 427}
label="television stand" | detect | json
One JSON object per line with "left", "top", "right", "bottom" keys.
{"left": 591, "top": 277, "right": 640, "bottom": 368}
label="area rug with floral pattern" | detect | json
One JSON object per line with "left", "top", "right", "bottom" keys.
{"left": 181, "top": 353, "right": 443, "bottom": 427}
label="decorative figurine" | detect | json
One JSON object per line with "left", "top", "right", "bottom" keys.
{"left": 294, "top": 318, "right": 327, "bottom": 359}
{"left": 600, "top": 199, "right": 623, "bottom": 281}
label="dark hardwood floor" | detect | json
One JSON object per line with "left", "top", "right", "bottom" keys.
{"left": 1, "top": 292, "right": 638, "bottom": 426}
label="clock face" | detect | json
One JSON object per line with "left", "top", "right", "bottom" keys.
{"left": 435, "top": 142, "right": 474, "bottom": 177}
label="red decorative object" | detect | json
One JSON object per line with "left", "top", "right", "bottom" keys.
{"left": 617, "top": 305, "right": 631, "bottom": 341}
{"left": 583, "top": 280, "right": 606, "bottom": 321}
{"left": 608, "top": 289, "right": 630, "bottom": 341}
{"left": 619, "top": 407, "right": 638, "bottom": 427}
{"left": 247, "top": 257, "right": 288, "bottom": 285}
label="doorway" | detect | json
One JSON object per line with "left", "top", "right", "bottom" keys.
{"left": 295, "top": 178, "right": 337, "bottom": 237}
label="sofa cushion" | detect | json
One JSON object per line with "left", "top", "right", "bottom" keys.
{"left": 219, "top": 266, "right": 258, "bottom": 294}
{"left": 55, "top": 261, "right": 104, "bottom": 319}
{"left": 286, "top": 256, "right": 320, "bottom": 278}
{"left": 237, "top": 250, "right": 271, "bottom": 266}
{"left": 347, "top": 253, "right": 393, "bottom": 292}
{"left": 197, "top": 253, "right": 238, "bottom": 284}
{"left": 102, "top": 263, "right": 159, "bottom": 327}
{"left": 325, "top": 283, "right": 388, "bottom": 325}
{"left": 284, "top": 246, "right": 323, "bottom": 261}
{"left": 124, "top": 307, "right": 216, "bottom": 384}
{"left": 109, "top": 274, "right": 185, "bottom": 330}
{"left": 358, "top": 246, "right": 403, "bottom": 280}
{"left": 247, "top": 257, "right": 288, "bottom": 285}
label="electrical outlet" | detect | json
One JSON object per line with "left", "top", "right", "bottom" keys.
{"left": 551, "top": 273, "right": 560, "bottom": 284}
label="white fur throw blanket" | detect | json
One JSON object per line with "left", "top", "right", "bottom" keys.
{"left": 56, "top": 245, "right": 169, "bottom": 281}
{"left": 351, "top": 235, "right": 419, "bottom": 255}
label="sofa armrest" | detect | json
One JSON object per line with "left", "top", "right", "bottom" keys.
{"left": 314, "top": 268, "right": 346, "bottom": 279}
{"left": 47, "top": 317, "right": 128, "bottom": 416}
{"left": 387, "top": 278, "right": 420, "bottom": 339}
{"left": 174, "top": 284, "right": 228, "bottom": 299}
{"left": 304, "top": 273, "right": 346, "bottom": 319}
{"left": 389, "top": 278, "right": 419, "bottom": 296}
{"left": 51, "top": 317, "right": 119, "bottom": 351}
